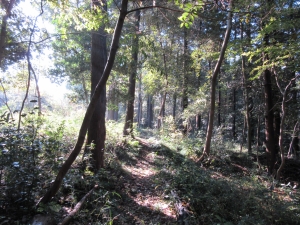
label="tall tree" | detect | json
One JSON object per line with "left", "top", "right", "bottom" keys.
{"left": 199, "top": 0, "right": 233, "bottom": 161}
{"left": 40, "top": 0, "right": 129, "bottom": 204}
{"left": 123, "top": 8, "right": 141, "bottom": 136}
{"left": 87, "top": 0, "right": 108, "bottom": 170}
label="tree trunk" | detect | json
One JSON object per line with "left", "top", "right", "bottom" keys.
{"left": 274, "top": 111, "right": 280, "bottom": 155}
{"left": 241, "top": 21, "right": 252, "bottom": 154}
{"left": 275, "top": 74, "right": 299, "bottom": 179}
{"left": 172, "top": 93, "right": 176, "bottom": 120}
{"left": 264, "top": 69, "right": 276, "bottom": 174}
{"left": 196, "top": 114, "right": 201, "bottom": 130}
{"left": 81, "top": 75, "right": 89, "bottom": 105}
{"left": 137, "top": 75, "right": 142, "bottom": 127}
{"left": 107, "top": 83, "right": 118, "bottom": 121}
{"left": 40, "top": 0, "right": 128, "bottom": 204}
{"left": 232, "top": 88, "right": 236, "bottom": 140}
{"left": 218, "top": 77, "right": 221, "bottom": 127}
{"left": 123, "top": 9, "right": 140, "bottom": 136}
{"left": 146, "top": 95, "right": 153, "bottom": 128}
{"left": 0, "top": 0, "right": 16, "bottom": 67}
{"left": 199, "top": 0, "right": 233, "bottom": 161}
{"left": 87, "top": 0, "right": 107, "bottom": 170}
{"left": 157, "top": 45, "right": 168, "bottom": 129}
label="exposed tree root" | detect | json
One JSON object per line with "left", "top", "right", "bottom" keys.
{"left": 58, "top": 185, "right": 98, "bottom": 225}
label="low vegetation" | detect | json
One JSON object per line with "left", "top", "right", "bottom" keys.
{"left": 0, "top": 103, "right": 299, "bottom": 225}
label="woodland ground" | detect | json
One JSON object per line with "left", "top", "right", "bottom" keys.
{"left": 1, "top": 127, "right": 300, "bottom": 225}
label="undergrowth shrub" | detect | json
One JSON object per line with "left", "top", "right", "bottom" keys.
{"left": 0, "top": 109, "right": 70, "bottom": 219}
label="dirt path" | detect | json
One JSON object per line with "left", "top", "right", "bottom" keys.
{"left": 111, "top": 137, "right": 178, "bottom": 224}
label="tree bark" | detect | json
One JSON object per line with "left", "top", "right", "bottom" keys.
{"left": 241, "top": 20, "right": 252, "bottom": 154}
{"left": 40, "top": 0, "right": 128, "bottom": 204}
{"left": 146, "top": 94, "right": 153, "bottom": 128}
{"left": 0, "top": 0, "right": 16, "bottom": 67}
{"left": 87, "top": 0, "right": 107, "bottom": 170}
{"left": 264, "top": 69, "right": 276, "bottom": 174}
{"left": 123, "top": 9, "right": 140, "bottom": 136}
{"left": 172, "top": 93, "right": 176, "bottom": 120}
{"left": 137, "top": 75, "right": 142, "bottom": 127}
{"left": 199, "top": 0, "right": 233, "bottom": 161}
{"left": 157, "top": 44, "right": 168, "bottom": 129}
{"left": 232, "top": 88, "right": 236, "bottom": 140}
{"left": 275, "top": 74, "right": 299, "bottom": 179}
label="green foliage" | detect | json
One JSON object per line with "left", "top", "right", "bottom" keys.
{"left": 0, "top": 108, "right": 70, "bottom": 216}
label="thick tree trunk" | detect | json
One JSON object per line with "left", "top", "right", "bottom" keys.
{"left": 199, "top": 0, "right": 233, "bottom": 161}
{"left": 0, "top": 0, "right": 16, "bottom": 67}
{"left": 87, "top": 0, "right": 107, "bottom": 170}
{"left": 40, "top": 0, "right": 128, "bottom": 204}
{"left": 264, "top": 69, "right": 276, "bottom": 174}
{"left": 123, "top": 9, "right": 140, "bottom": 136}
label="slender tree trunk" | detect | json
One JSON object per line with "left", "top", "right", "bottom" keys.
{"left": 81, "top": 75, "right": 89, "bottom": 105}
{"left": 172, "top": 93, "right": 176, "bottom": 120}
{"left": 40, "top": 0, "right": 128, "bottom": 204}
{"left": 157, "top": 44, "right": 168, "bottom": 129}
{"left": 107, "top": 83, "right": 118, "bottom": 121}
{"left": 288, "top": 121, "right": 299, "bottom": 157}
{"left": 199, "top": 0, "right": 233, "bottom": 161}
{"left": 218, "top": 76, "right": 221, "bottom": 127}
{"left": 87, "top": 0, "right": 107, "bottom": 170}
{"left": 241, "top": 21, "right": 252, "bottom": 154}
{"left": 274, "top": 111, "right": 280, "bottom": 155}
{"left": 196, "top": 114, "right": 201, "bottom": 130}
{"left": 182, "top": 28, "right": 188, "bottom": 111}
{"left": 275, "top": 74, "right": 299, "bottom": 179}
{"left": 30, "top": 63, "right": 42, "bottom": 115}
{"left": 137, "top": 75, "right": 142, "bottom": 127}
{"left": 18, "top": 9, "right": 43, "bottom": 129}
{"left": 123, "top": 9, "right": 140, "bottom": 136}
{"left": 232, "top": 88, "right": 236, "bottom": 140}
{"left": 146, "top": 95, "right": 153, "bottom": 128}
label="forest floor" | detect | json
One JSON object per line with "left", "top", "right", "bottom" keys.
{"left": 66, "top": 135, "right": 300, "bottom": 225}
{"left": 2, "top": 134, "right": 300, "bottom": 224}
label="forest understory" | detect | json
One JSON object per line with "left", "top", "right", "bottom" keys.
{"left": 1, "top": 129, "right": 300, "bottom": 225}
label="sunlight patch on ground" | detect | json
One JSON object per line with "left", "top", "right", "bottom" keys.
{"left": 133, "top": 195, "right": 176, "bottom": 219}
{"left": 123, "top": 165, "right": 157, "bottom": 178}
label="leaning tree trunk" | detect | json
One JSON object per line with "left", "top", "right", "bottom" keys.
{"left": 199, "top": 0, "right": 233, "bottom": 161}
{"left": 87, "top": 0, "right": 107, "bottom": 170}
{"left": 123, "top": 9, "right": 140, "bottom": 136}
{"left": 40, "top": 0, "right": 129, "bottom": 204}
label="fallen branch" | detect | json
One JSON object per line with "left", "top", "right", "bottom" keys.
{"left": 58, "top": 185, "right": 98, "bottom": 225}
{"left": 171, "top": 190, "right": 191, "bottom": 225}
